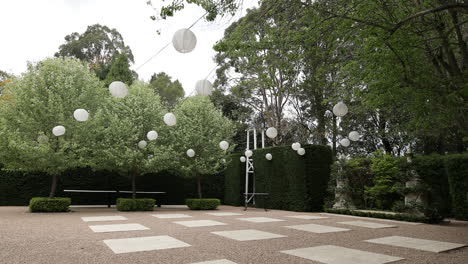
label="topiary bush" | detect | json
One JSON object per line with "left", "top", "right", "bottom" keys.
{"left": 29, "top": 197, "right": 71, "bottom": 212}
{"left": 186, "top": 198, "right": 220, "bottom": 210}
{"left": 116, "top": 198, "right": 155, "bottom": 211}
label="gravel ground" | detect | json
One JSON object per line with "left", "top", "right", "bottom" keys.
{"left": 0, "top": 205, "right": 467, "bottom": 264}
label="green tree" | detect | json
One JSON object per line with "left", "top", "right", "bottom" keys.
{"left": 149, "top": 72, "right": 185, "bottom": 108}
{"left": 55, "top": 24, "right": 134, "bottom": 80}
{"left": 104, "top": 53, "right": 135, "bottom": 87}
{"left": 172, "top": 96, "right": 235, "bottom": 198}
{"left": 0, "top": 58, "right": 105, "bottom": 198}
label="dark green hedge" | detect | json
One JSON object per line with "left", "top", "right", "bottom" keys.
{"left": 186, "top": 198, "right": 220, "bottom": 210}
{"left": 116, "top": 198, "right": 155, "bottom": 211}
{"left": 444, "top": 154, "right": 468, "bottom": 220}
{"left": 223, "top": 153, "right": 244, "bottom": 206}
{"left": 29, "top": 197, "right": 71, "bottom": 212}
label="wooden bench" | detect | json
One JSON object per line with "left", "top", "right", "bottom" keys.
{"left": 63, "top": 189, "right": 166, "bottom": 208}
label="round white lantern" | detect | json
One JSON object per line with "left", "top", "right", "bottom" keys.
{"left": 240, "top": 156, "right": 246, "bottom": 162}
{"left": 245, "top": 150, "right": 253, "bottom": 158}
{"left": 297, "top": 148, "right": 306, "bottom": 156}
{"left": 266, "top": 127, "right": 278, "bottom": 139}
{"left": 333, "top": 102, "right": 348, "bottom": 117}
{"left": 265, "top": 153, "right": 273, "bottom": 160}
{"left": 292, "top": 142, "right": 301, "bottom": 151}
{"left": 52, "top": 125, "right": 66, "bottom": 137}
{"left": 37, "top": 135, "right": 49, "bottom": 144}
{"left": 138, "top": 140, "right": 147, "bottom": 149}
{"left": 73, "top": 109, "right": 89, "bottom": 122}
{"left": 163, "top": 113, "right": 176, "bottom": 126}
{"left": 187, "top": 149, "right": 195, "bottom": 158}
{"left": 219, "top": 141, "right": 229, "bottom": 151}
{"left": 340, "top": 138, "right": 351, "bottom": 147}
{"left": 349, "top": 131, "right": 360, "bottom": 141}
{"left": 109, "top": 81, "right": 128, "bottom": 98}
{"left": 172, "top": 28, "right": 197, "bottom": 53}
{"left": 195, "top": 80, "right": 213, "bottom": 96}
{"left": 147, "top": 130, "right": 158, "bottom": 141}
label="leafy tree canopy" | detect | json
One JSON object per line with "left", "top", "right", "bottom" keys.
{"left": 104, "top": 53, "right": 135, "bottom": 87}
{"left": 149, "top": 72, "right": 185, "bottom": 108}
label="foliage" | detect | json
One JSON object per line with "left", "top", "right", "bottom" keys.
{"left": 29, "top": 197, "right": 71, "bottom": 212}
{"left": 444, "top": 153, "right": 468, "bottom": 220}
{"left": 0, "top": 58, "right": 105, "bottom": 198}
{"left": 149, "top": 72, "right": 184, "bottom": 108}
{"left": 185, "top": 198, "right": 220, "bottom": 210}
{"left": 55, "top": 24, "right": 134, "bottom": 80}
{"left": 223, "top": 153, "right": 244, "bottom": 206}
{"left": 104, "top": 53, "right": 135, "bottom": 87}
{"left": 148, "top": 0, "right": 239, "bottom": 22}
{"left": 324, "top": 208, "right": 438, "bottom": 224}
{"left": 116, "top": 198, "right": 155, "bottom": 211}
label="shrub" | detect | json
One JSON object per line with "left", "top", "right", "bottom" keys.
{"left": 186, "top": 198, "right": 220, "bottom": 210}
{"left": 223, "top": 154, "right": 244, "bottom": 206}
{"left": 116, "top": 198, "right": 155, "bottom": 211}
{"left": 29, "top": 197, "right": 71, "bottom": 212}
{"left": 444, "top": 153, "right": 468, "bottom": 220}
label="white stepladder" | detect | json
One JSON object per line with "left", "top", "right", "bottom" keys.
{"left": 244, "top": 128, "right": 269, "bottom": 211}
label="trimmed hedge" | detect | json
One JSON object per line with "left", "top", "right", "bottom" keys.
{"left": 324, "top": 208, "right": 434, "bottom": 223}
{"left": 116, "top": 198, "right": 155, "bottom": 211}
{"left": 186, "top": 198, "right": 220, "bottom": 210}
{"left": 444, "top": 154, "right": 468, "bottom": 220}
{"left": 29, "top": 197, "right": 71, "bottom": 212}
{"left": 223, "top": 153, "right": 244, "bottom": 206}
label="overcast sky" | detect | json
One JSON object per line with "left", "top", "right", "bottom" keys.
{"left": 0, "top": 0, "right": 257, "bottom": 95}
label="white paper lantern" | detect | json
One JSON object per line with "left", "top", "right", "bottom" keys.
{"left": 219, "top": 141, "right": 229, "bottom": 151}
{"left": 266, "top": 127, "right": 278, "bottom": 139}
{"left": 187, "top": 149, "right": 195, "bottom": 158}
{"left": 349, "top": 131, "right": 360, "bottom": 141}
{"left": 73, "top": 109, "right": 89, "bottom": 122}
{"left": 240, "top": 156, "right": 246, "bottom": 162}
{"left": 138, "top": 140, "right": 147, "bottom": 149}
{"left": 163, "top": 113, "right": 176, "bottom": 126}
{"left": 195, "top": 80, "right": 213, "bottom": 96}
{"left": 333, "top": 102, "right": 348, "bottom": 117}
{"left": 265, "top": 153, "right": 273, "bottom": 160}
{"left": 37, "top": 135, "right": 49, "bottom": 144}
{"left": 245, "top": 150, "right": 253, "bottom": 158}
{"left": 172, "top": 28, "right": 197, "bottom": 53}
{"left": 340, "top": 138, "right": 351, "bottom": 147}
{"left": 52, "top": 125, "right": 66, "bottom": 137}
{"left": 147, "top": 130, "right": 158, "bottom": 141}
{"left": 109, "top": 81, "right": 128, "bottom": 98}
{"left": 292, "top": 142, "right": 301, "bottom": 151}
{"left": 297, "top": 148, "right": 306, "bottom": 156}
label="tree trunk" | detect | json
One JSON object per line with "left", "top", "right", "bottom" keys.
{"left": 197, "top": 177, "right": 202, "bottom": 199}
{"left": 49, "top": 174, "right": 58, "bottom": 199}
{"left": 132, "top": 172, "right": 137, "bottom": 199}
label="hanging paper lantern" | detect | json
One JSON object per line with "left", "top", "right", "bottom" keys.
{"left": 349, "top": 131, "right": 360, "bottom": 141}
{"left": 222, "top": 158, "right": 226, "bottom": 163}
{"left": 73, "top": 109, "right": 89, "bottom": 122}
{"left": 265, "top": 153, "right": 273, "bottom": 160}
{"left": 240, "top": 156, "right": 246, "bottom": 162}
{"left": 292, "top": 142, "right": 301, "bottom": 151}
{"left": 187, "top": 149, "right": 195, "bottom": 158}
{"left": 219, "top": 141, "right": 229, "bottom": 151}
{"left": 163, "top": 113, "right": 176, "bottom": 126}
{"left": 109, "top": 81, "right": 128, "bottom": 98}
{"left": 172, "top": 28, "right": 197, "bottom": 53}
{"left": 195, "top": 80, "right": 213, "bottom": 96}
{"left": 340, "top": 138, "right": 350, "bottom": 147}
{"left": 37, "top": 135, "right": 49, "bottom": 144}
{"left": 147, "top": 130, "right": 158, "bottom": 141}
{"left": 138, "top": 140, "right": 147, "bottom": 149}
{"left": 245, "top": 150, "right": 253, "bottom": 158}
{"left": 297, "top": 148, "right": 306, "bottom": 156}
{"left": 52, "top": 125, "right": 66, "bottom": 137}
{"left": 266, "top": 127, "right": 278, "bottom": 139}
{"left": 333, "top": 102, "right": 348, "bottom": 117}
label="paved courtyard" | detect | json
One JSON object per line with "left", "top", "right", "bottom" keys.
{"left": 0, "top": 205, "right": 467, "bottom": 263}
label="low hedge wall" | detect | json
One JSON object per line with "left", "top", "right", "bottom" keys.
{"left": 186, "top": 198, "right": 220, "bottom": 210}
{"left": 116, "top": 198, "right": 155, "bottom": 211}
{"left": 29, "top": 197, "right": 71, "bottom": 212}
{"left": 324, "top": 208, "right": 433, "bottom": 223}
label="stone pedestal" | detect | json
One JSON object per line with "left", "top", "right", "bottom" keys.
{"left": 333, "top": 179, "right": 355, "bottom": 209}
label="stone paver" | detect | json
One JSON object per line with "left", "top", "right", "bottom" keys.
{"left": 281, "top": 245, "right": 404, "bottom": 264}
{"left": 211, "top": 229, "right": 286, "bottom": 241}
{"left": 366, "top": 236, "right": 466, "bottom": 253}
{"left": 285, "top": 223, "right": 351, "bottom": 233}
{"left": 337, "top": 220, "right": 397, "bottom": 229}
{"left": 103, "top": 235, "right": 191, "bottom": 254}
{"left": 152, "top": 214, "right": 193, "bottom": 219}
{"left": 207, "top": 212, "right": 243, "bottom": 216}
{"left": 190, "top": 259, "right": 237, "bottom": 264}
{"left": 89, "top": 223, "right": 149, "bottom": 233}
{"left": 174, "top": 220, "right": 227, "bottom": 227}
{"left": 237, "top": 217, "right": 284, "bottom": 223}
{"left": 81, "top": 216, "right": 128, "bottom": 222}
{"left": 286, "top": 215, "right": 329, "bottom": 220}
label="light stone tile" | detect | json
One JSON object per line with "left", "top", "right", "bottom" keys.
{"left": 281, "top": 245, "right": 404, "bottom": 264}
{"left": 190, "top": 259, "right": 237, "bottom": 264}
{"left": 152, "top": 214, "right": 192, "bottom": 219}
{"left": 81, "top": 216, "right": 128, "bottom": 222}
{"left": 285, "top": 223, "right": 351, "bottom": 233}
{"left": 366, "top": 236, "right": 466, "bottom": 253}
{"left": 211, "top": 229, "right": 286, "bottom": 241}
{"left": 174, "top": 220, "right": 227, "bottom": 227}
{"left": 103, "top": 235, "right": 190, "bottom": 254}
{"left": 237, "top": 217, "right": 284, "bottom": 223}
{"left": 89, "top": 223, "right": 149, "bottom": 233}
{"left": 207, "top": 212, "right": 244, "bottom": 216}
{"left": 286, "top": 215, "right": 329, "bottom": 220}
{"left": 337, "top": 220, "right": 397, "bottom": 229}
